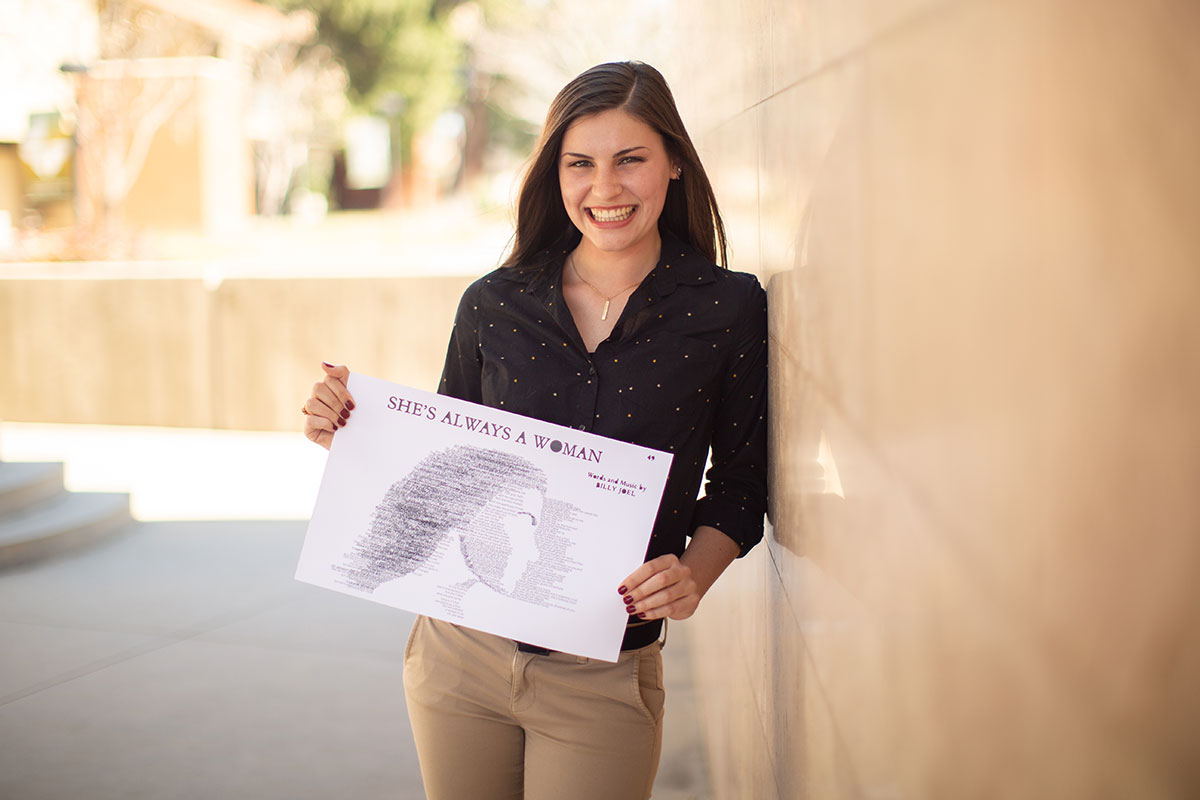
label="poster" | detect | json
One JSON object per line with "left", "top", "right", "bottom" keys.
{"left": 295, "top": 373, "right": 673, "bottom": 661}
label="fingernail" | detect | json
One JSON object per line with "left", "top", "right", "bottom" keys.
{"left": 623, "top": 595, "right": 634, "bottom": 605}
{"left": 347, "top": 400, "right": 356, "bottom": 410}
{"left": 617, "top": 585, "right": 627, "bottom": 595}
{"left": 637, "top": 612, "right": 647, "bottom": 619}
{"left": 625, "top": 605, "right": 637, "bottom": 614}
{"left": 336, "top": 418, "right": 345, "bottom": 428}
{"left": 340, "top": 408, "right": 350, "bottom": 420}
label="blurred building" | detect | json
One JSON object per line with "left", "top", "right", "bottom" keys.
{"left": 0, "top": 0, "right": 98, "bottom": 237}
{"left": 0, "top": 0, "right": 315, "bottom": 240}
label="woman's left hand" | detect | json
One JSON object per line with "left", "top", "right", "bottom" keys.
{"left": 618, "top": 525, "right": 741, "bottom": 621}
{"left": 619, "top": 554, "right": 701, "bottom": 621}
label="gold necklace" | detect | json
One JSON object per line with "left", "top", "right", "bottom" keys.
{"left": 568, "top": 254, "right": 647, "bottom": 321}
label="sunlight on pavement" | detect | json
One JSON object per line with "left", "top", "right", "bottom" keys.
{"left": 0, "top": 422, "right": 329, "bottom": 521}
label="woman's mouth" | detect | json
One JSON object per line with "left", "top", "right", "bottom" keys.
{"left": 587, "top": 205, "right": 636, "bottom": 223}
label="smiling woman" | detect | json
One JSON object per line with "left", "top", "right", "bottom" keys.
{"left": 558, "top": 109, "right": 678, "bottom": 329}
{"left": 504, "top": 62, "right": 728, "bottom": 271}
{"left": 558, "top": 111, "right": 675, "bottom": 258}
{"left": 301, "top": 61, "right": 767, "bottom": 800}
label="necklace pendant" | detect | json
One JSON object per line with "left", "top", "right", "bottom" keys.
{"left": 600, "top": 300, "right": 611, "bottom": 321}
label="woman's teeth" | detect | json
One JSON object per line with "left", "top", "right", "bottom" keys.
{"left": 589, "top": 206, "right": 635, "bottom": 222}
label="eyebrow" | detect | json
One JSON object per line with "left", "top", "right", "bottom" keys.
{"left": 561, "top": 146, "right": 650, "bottom": 159}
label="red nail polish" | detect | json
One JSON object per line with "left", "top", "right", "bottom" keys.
{"left": 322, "top": 361, "right": 334, "bottom": 368}
{"left": 340, "top": 408, "right": 350, "bottom": 420}
{"left": 637, "top": 612, "right": 647, "bottom": 619}
{"left": 617, "top": 585, "right": 627, "bottom": 595}
{"left": 625, "top": 605, "right": 637, "bottom": 614}
{"left": 623, "top": 595, "right": 634, "bottom": 605}
{"left": 347, "top": 400, "right": 356, "bottom": 410}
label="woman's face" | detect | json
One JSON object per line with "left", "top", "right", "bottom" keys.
{"left": 461, "top": 485, "right": 545, "bottom": 595}
{"left": 558, "top": 108, "right": 676, "bottom": 263}
{"left": 495, "top": 486, "right": 543, "bottom": 593}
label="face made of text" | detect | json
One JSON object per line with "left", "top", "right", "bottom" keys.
{"left": 458, "top": 486, "right": 545, "bottom": 596}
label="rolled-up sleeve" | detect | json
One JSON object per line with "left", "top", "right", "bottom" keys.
{"left": 437, "top": 281, "right": 483, "bottom": 403}
{"left": 690, "top": 279, "right": 768, "bottom": 556}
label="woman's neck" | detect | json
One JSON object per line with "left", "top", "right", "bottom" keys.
{"left": 569, "top": 232, "right": 662, "bottom": 290}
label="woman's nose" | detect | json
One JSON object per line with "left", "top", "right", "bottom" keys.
{"left": 592, "top": 169, "right": 621, "bottom": 200}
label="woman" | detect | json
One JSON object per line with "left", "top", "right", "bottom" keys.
{"left": 302, "top": 61, "right": 767, "bottom": 800}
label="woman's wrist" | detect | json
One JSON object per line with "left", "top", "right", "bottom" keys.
{"left": 680, "top": 525, "right": 740, "bottom": 600}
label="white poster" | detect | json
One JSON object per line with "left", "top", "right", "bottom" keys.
{"left": 296, "top": 373, "right": 672, "bottom": 662}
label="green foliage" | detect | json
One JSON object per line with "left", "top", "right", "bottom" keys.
{"left": 269, "top": 0, "right": 466, "bottom": 154}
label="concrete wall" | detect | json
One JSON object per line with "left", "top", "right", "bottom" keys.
{"left": 1, "top": 275, "right": 474, "bottom": 430}
{"left": 667, "top": 0, "right": 1200, "bottom": 797}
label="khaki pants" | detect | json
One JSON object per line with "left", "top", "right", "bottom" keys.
{"left": 402, "top": 615, "right": 666, "bottom": 800}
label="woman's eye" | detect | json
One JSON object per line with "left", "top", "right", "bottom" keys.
{"left": 567, "top": 160, "right": 591, "bottom": 168}
{"left": 620, "top": 156, "right": 645, "bottom": 165}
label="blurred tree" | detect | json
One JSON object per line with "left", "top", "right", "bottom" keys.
{"left": 446, "top": 0, "right": 539, "bottom": 191}
{"left": 266, "top": 0, "right": 466, "bottom": 193}
{"left": 249, "top": 39, "right": 347, "bottom": 215}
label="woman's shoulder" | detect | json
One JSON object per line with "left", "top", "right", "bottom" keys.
{"left": 699, "top": 265, "right": 767, "bottom": 337}
{"left": 464, "top": 265, "right": 524, "bottom": 292}
{"left": 662, "top": 230, "right": 764, "bottom": 299}
{"left": 713, "top": 265, "right": 766, "bottom": 296}
{"left": 463, "top": 258, "right": 559, "bottom": 298}
{"left": 700, "top": 263, "right": 767, "bottom": 321}
{"left": 453, "top": 266, "right": 533, "bottom": 316}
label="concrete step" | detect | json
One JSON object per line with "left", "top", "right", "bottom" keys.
{"left": 0, "top": 461, "right": 65, "bottom": 516}
{"left": 0, "top": 488, "right": 132, "bottom": 569}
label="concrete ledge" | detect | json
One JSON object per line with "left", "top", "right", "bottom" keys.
{"left": 0, "top": 461, "right": 64, "bottom": 517}
{"left": 0, "top": 274, "right": 476, "bottom": 431}
{"left": 0, "top": 491, "right": 132, "bottom": 569}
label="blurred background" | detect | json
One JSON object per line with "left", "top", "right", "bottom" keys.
{"left": 2, "top": 0, "right": 1199, "bottom": 798}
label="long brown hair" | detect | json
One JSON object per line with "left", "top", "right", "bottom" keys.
{"left": 501, "top": 61, "right": 728, "bottom": 270}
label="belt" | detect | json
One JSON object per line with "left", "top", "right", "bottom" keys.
{"left": 516, "top": 618, "right": 663, "bottom": 656}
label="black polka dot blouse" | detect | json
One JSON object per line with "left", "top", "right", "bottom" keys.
{"left": 439, "top": 231, "right": 768, "bottom": 564}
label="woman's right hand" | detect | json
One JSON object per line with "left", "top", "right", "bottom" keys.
{"left": 302, "top": 362, "right": 355, "bottom": 450}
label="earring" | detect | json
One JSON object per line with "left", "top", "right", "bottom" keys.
{"left": 673, "top": 167, "right": 682, "bottom": 179}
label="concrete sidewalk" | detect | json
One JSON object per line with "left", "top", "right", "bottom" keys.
{"left": 0, "top": 521, "right": 710, "bottom": 799}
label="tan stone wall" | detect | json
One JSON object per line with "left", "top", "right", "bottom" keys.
{"left": 1, "top": 275, "right": 474, "bottom": 430}
{"left": 667, "top": 0, "right": 1200, "bottom": 797}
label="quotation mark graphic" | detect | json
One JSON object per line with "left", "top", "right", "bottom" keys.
{"left": 647, "top": 455, "right": 655, "bottom": 461}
